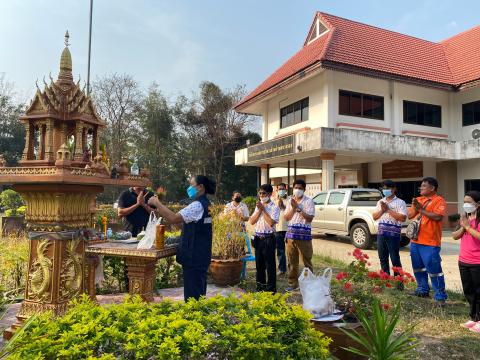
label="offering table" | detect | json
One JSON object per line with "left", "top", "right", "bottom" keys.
{"left": 85, "top": 242, "right": 178, "bottom": 302}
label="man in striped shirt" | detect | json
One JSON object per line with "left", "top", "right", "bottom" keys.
{"left": 250, "top": 184, "right": 280, "bottom": 293}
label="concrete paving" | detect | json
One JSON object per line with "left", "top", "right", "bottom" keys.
{"left": 311, "top": 231, "right": 462, "bottom": 292}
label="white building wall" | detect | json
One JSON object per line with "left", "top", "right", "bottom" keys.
{"left": 263, "top": 72, "right": 329, "bottom": 141}
{"left": 456, "top": 159, "right": 480, "bottom": 211}
{"left": 451, "top": 87, "right": 480, "bottom": 141}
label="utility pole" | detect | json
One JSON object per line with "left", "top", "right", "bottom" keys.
{"left": 86, "top": 0, "right": 93, "bottom": 95}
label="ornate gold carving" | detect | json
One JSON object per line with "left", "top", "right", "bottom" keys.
{"left": 70, "top": 168, "right": 96, "bottom": 176}
{"left": 0, "top": 154, "right": 6, "bottom": 167}
{"left": 131, "top": 279, "right": 141, "bottom": 294}
{"left": 56, "top": 143, "right": 70, "bottom": 161}
{"left": 18, "top": 301, "right": 69, "bottom": 319}
{"left": 59, "top": 239, "right": 83, "bottom": 301}
{"left": 28, "top": 240, "right": 52, "bottom": 301}
{"left": 85, "top": 244, "right": 177, "bottom": 259}
{"left": 0, "top": 167, "right": 57, "bottom": 175}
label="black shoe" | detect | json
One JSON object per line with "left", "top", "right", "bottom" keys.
{"left": 409, "top": 291, "right": 430, "bottom": 298}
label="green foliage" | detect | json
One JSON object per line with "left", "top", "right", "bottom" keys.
{"left": 242, "top": 196, "right": 257, "bottom": 215}
{"left": 15, "top": 205, "right": 26, "bottom": 215}
{"left": 0, "top": 233, "right": 29, "bottom": 297}
{"left": 96, "top": 205, "right": 119, "bottom": 227}
{"left": 341, "top": 299, "right": 418, "bottom": 360}
{"left": 212, "top": 212, "right": 245, "bottom": 260}
{"left": 0, "top": 189, "right": 24, "bottom": 215}
{"left": 8, "top": 293, "right": 331, "bottom": 359}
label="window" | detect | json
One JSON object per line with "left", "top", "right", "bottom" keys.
{"left": 465, "top": 179, "right": 480, "bottom": 192}
{"left": 313, "top": 193, "right": 327, "bottom": 205}
{"left": 327, "top": 192, "right": 345, "bottom": 205}
{"left": 462, "top": 101, "right": 480, "bottom": 126}
{"left": 350, "top": 190, "right": 382, "bottom": 202}
{"left": 280, "top": 97, "right": 309, "bottom": 128}
{"left": 403, "top": 101, "right": 441, "bottom": 128}
{"left": 339, "top": 90, "right": 384, "bottom": 120}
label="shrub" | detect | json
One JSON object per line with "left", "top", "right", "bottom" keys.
{"left": 15, "top": 205, "right": 26, "bottom": 216}
{"left": 0, "top": 189, "right": 24, "bottom": 215}
{"left": 0, "top": 233, "right": 29, "bottom": 297}
{"left": 96, "top": 205, "right": 119, "bottom": 228}
{"left": 243, "top": 196, "right": 257, "bottom": 215}
{"left": 212, "top": 212, "right": 245, "bottom": 260}
{"left": 8, "top": 293, "right": 331, "bottom": 359}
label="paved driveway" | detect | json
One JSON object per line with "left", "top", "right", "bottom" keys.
{"left": 311, "top": 232, "right": 462, "bottom": 292}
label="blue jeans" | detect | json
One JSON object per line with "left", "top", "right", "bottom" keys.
{"left": 377, "top": 234, "right": 402, "bottom": 275}
{"left": 410, "top": 242, "right": 447, "bottom": 301}
{"left": 275, "top": 231, "right": 287, "bottom": 273}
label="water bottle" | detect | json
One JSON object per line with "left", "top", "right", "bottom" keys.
{"left": 107, "top": 228, "right": 113, "bottom": 239}
{"left": 131, "top": 159, "right": 139, "bottom": 175}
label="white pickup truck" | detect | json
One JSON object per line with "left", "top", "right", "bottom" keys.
{"left": 311, "top": 188, "right": 410, "bottom": 249}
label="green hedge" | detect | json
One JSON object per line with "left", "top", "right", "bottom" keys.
{"left": 8, "top": 293, "right": 331, "bottom": 360}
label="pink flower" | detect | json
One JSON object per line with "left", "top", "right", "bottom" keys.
{"left": 336, "top": 272, "right": 348, "bottom": 281}
{"left": 381, "top": 303, "right": 392, "bottom": 311}
{"left": 344, "top": 282, "right": 353, "bottom": 292}
{"left": 373, "top": 286, "right": 382, "bottom": 294}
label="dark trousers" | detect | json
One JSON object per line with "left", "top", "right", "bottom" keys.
{"left": 183, "top": 265, "right": 208, "bottom": 302}
{"left": 253, "top": 234, "right": 277, "bottom": 293}
{"left": 377, "top": 234, "right": 402, "bottom": 275}
{"left": 459, "top": 262, "right": 480, "bottom": 321}
{"left": 275, "top": 231, "right": 287, "bottom": 273}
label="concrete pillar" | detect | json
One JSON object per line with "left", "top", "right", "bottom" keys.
{"left": 321, "top": 153, "right": 335, "bottom": 191}
{"left": 260, "top": 165, "right": 269, "bottom": 185}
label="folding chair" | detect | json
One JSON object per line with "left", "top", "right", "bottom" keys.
{"left": 241, "top": 232, "right": 255, "bottom": 280}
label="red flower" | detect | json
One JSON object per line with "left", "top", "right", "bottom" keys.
{"left": 373, "top": 286, "right": 382, "bottom": 294}
{"left": 344, "top": 282, "right": 353, "bottom": 292}
{"left": 368, "top": 271, "right": 380, "bottom": 279}
{"left": 363, "top": 254, "right": 369, "bottom": 260}
{"left": 381, "top": 303, "right": 392, "bottom": 311}
{"left": 336, "top": 272, "right": 348, "bottom": 281}
{"left": 385, "top": 282, "right": 392, "bottom": 288}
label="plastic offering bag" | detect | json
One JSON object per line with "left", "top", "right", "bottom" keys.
{"left": 137, "top": 212, "right": 161, "bottom": 249}
{"left": 299, "top": 267, "right": 335, "bottom": 318}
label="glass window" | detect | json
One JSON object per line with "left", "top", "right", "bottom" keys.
{"left": 403, "top": 101, "right": 441, "bottom": 128}
{"left": 327, "top": 192, "right": 345, "bottom": 205}
{"left": 280, "top": 97, "right": 309, "bottom": 129}
{"left": 338, "top": 90, "right": 384, "bottom": 120}
{"left": 465, "top": 179, "right": 480, "bottom": 193}
{"left": 313, "top": 193, "right": 327, "bottom": 205}
{"left": 350, "top": 191, "right": 382, "bottom": 202}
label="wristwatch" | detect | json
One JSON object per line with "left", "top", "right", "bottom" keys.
{"left": 296, "top": 208, "right": 302, "bottom": 213}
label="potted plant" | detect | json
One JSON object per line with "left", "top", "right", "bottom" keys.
{"left": 0, "top": 189, "right": 25, "bottom": 235}
{"left": 311, "top": 249, "right": 415, "bottom": 359}
{"left": 209, "top": 211, "right": 245, "bottom": 286}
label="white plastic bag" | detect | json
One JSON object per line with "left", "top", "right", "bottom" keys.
{"left": 137, "top": 212, "right": 161, "bottom": 249}
{"left": 299, "top": 267, "right": 335, "bottom": 318}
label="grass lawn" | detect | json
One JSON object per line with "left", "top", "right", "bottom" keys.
{"left": 239, "top": 254, "right": 480, "bottom": 360}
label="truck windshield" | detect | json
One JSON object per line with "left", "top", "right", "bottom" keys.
{"left": 350, "top": 191, "right": 382, "bottom": 202}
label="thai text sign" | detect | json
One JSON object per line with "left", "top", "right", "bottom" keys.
{"left": 382, "top": 160, "right": 423, "bottom": 179}
{"left": 248, "top": 135, "right": 295, "bottom": 162}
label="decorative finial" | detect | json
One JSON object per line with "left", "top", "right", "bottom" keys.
{"left": 64, "top": 30, "right": 70, "bottom": 47}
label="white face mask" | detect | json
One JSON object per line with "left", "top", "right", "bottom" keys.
{"left": 293, "top": 188, "right": 304, "bottom": 197}
{"left": 463, "top": 203, "right": 477, "bottom": 214}
{"left": 261, "top": 196, "right": 270, "bottom": 203}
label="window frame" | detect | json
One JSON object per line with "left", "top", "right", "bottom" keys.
{"left": 339, "top": 90, "right": 384, "bottom": 120}
{"left": 327, "top": 192, "right": 346, "bottom": 205}
{"left": 313, "top": 193, "right": 327, "bottom": 206}
{"left": 280, "top": 97, "right": 309, "bottom": 129}
{"left": 462, "top": 101, "right": 480, "bottom": 127}
{"left": 402, "top": 100, "right": 442, "bottom": 128}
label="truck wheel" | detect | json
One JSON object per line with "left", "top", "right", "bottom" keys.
{"left": 350, "top": 223, "right": 373, "bottom": 249}
{"left": 400, "top": 235, "right": 410, "bottom": 248}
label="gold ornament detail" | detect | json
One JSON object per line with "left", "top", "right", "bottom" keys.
{"left": 59, "top": 239, "right": 83, "bottom": 301}
{"left": 28, "top": 240, "right": 52, "bottom": 302}
{"left": 0, "top": 167, "right": 57, "bottom": 175}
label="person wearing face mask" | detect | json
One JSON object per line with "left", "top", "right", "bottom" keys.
{"left": 284, "top": 179, "right": 315, "bottom": 292}
{"left": 149, "top": 175, "right": 216, "bottom": 301}
{"left": 249, "top": 184, "right": 280, "bottom": 293}
{"left": 372, "top": 180, "right": 407, "bottom": 284}
{"left": 224, "top": 190, "right": 250, "bottom": 224}
{"left": 275, "top": 183, "right": 288, "bottom": 276}
{"left": 408, "top": 177, "right": 447, "bottom": 306}
{"left": 452, "top": 190, "right": 480, "bottom": 333}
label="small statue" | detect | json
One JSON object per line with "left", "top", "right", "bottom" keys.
{"left": 110, "top": 165, "right": 119, "bottom": 179}
{"left": 0, "top": 154, "right": 6, "bottom": 168}
{"left": 82, "top": 148, "right": 91, "bottom": 163}
{"left": 118, "top": 159, "right": 129, "bottom": 175}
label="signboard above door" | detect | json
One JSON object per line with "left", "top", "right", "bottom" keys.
{"left": 247, "top": 135, "right": 295, "bottom": 162}
{"left": 382, "top": 160, "right": 423, "bottom": 179}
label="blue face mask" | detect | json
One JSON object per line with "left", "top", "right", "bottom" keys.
{"left": 382, "top": 189, "right": 393, "bottom": 198}
{"left": 187, "top": 185, "right": 197, "bottom": 199}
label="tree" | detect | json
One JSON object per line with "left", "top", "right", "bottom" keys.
{"left": 177, "top": 82, "right": 255, "bottom": 199}
{"left": 0, "top": 74, "right": 25, "bottom": 166}
{"left": 135, "top": 84, "right": 188, "bottom": 201}
{"left": 92, "top": 73, "right": 142, "bottom": 165}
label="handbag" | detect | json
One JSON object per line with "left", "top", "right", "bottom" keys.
{"left": 405, "top": 200, "right": 431, "bottom": 240}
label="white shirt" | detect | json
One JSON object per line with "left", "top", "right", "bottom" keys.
{"left": 224, "top": 201, "right": 249, "bottom": 219}
{"left": 252, "top": 200, "right": 280, "bottom": 235}
{"left": 375, "top": 196, "right": 407, "bottom": 236}
{"left": 179, "top": 201, "right": 204, "bottom": 224}
{"left": 285, "top": 195, "right": 315, "bottom": 228}
{"left": 276, "top": 198, "right": 289, "bottom": 232}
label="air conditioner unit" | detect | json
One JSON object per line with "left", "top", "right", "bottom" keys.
{"left": 472, "top": 129, "right": 480, "bottom": 140}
